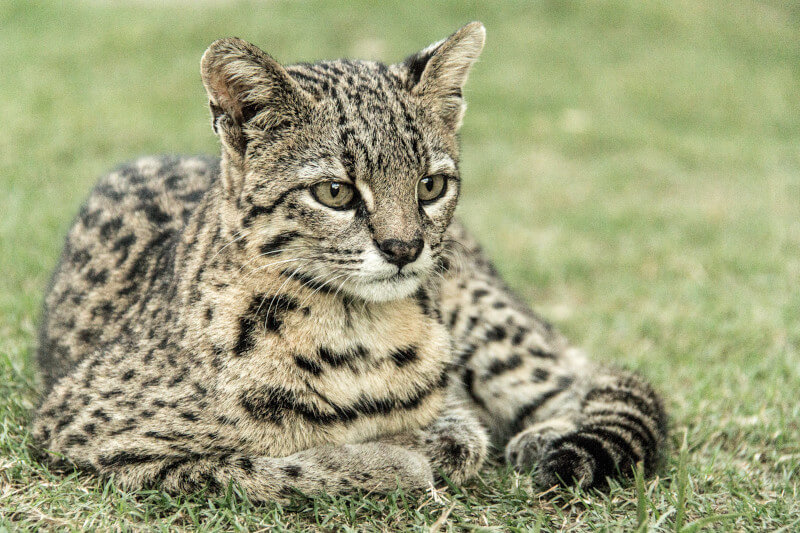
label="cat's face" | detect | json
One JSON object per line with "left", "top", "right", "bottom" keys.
{"left": 202, "top": 23, "right": 485, "bottom": 302}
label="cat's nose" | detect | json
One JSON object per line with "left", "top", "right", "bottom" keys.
{"left": 375, "top": 238, "right": 423, "bottom": 268}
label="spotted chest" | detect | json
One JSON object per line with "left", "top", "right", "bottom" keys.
{"left": 202, "top": 281, "right": 452, "bottom": 456}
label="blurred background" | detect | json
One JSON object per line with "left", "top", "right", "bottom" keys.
{"left": 0, "top": 1, "right": 798, "bottom": 530}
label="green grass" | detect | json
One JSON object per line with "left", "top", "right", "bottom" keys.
{"left": 1, "top": 0, "right": 799, "bottom": 530}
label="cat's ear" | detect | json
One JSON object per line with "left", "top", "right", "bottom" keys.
{"left": 399, "top": 21, "right": 485, "bottom": 130}
{"left": 201, "top": 38, "right": 312, "bottom": 156}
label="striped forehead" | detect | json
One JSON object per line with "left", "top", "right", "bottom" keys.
{"left": 287, "top": 61, "right": 426, "bottom": 184}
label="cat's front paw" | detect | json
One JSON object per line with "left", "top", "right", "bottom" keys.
{"left": 421, "top": 407, "right": 488, "bottom": 485}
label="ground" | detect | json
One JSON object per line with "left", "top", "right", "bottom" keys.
{"left": 1, "top": 1, "right": 798, "bottom": 531}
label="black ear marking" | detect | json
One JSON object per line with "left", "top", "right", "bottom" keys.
{"left": 209, "top": 102, "right": 224, "bottom": 134}
{"left": 404, "top": 48, "right": 438, "bottom": 89}
{"left": 240, "top": 103, "right": 264, "bottom": 124}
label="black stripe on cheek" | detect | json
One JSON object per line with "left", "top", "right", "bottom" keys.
{"left": 290, "top": 270, "right": 336, "bottom": 293}
{"left": 259, "top": 231, "right": 302, "bottom": 255}
{"left": 241, "top": 185, "right": 306, "bottom": 227}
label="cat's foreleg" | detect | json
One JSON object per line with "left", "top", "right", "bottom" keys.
{"left": 382, "top": 401, "right": 488, "bottom": 485}
{"left": 84, "top": 442, "right": 435, "bottom": 502}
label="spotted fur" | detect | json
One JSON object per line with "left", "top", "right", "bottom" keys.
{"left": 33, "top": 22, "right": 666, "bottom": 500}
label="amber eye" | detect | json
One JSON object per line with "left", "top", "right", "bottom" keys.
{"left": 311, "top": 181, "right": 357, "bottom": 209}
{"left": 417, "top": 174, "right": 448, "bottom": 203}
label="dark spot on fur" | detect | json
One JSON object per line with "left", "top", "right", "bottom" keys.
{"left": 472, "top": 288, "right": 489, "bottom": 303}
{"left": 294, "top": 355, "right": 323, "bottom": 376}
{"left": 180, "top": 412, "right": 199, "bottom": 422}
{"left": 238, "top": 457, "right": 254, "bottom": 473}
{"left": 485, "top": 326, "right": 507, "bottom": 342}
{"left": 91, "top": 408, "right": 110, "bottom": 422}
{"left": 282, "top": 464, "right": 302, "bottom": 478}
{"left": 234, "top": 294, "right": 299, "bottom": 356}
{"left": 317, "top": 345, "right": 368, "bottom": 367}
{"left": 389, "top": 346, "right": 418, "bottom": 367}
{"left": 98, "top": 450, "right": 164, "bottom": 468}
{"left": 144, "top": 204, "right": 172, "bottom": 225}
{"left": 99, "top": 218, "right": 123, "bottom": 240}
{"left": 77, "top": 329, "right": 99, "bottom": 345}
{"left": 532, "top": 368, "right": 550, "bottom": 383}
{"left": 484, "top": 353, "right": 523, "bottom": 379}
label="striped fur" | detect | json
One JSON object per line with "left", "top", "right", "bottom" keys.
{"left": 32, "top": 22, "right": 665, "bottom": 501}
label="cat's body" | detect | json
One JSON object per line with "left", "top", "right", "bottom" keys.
{"left": 33, "top": 23, "right": 667, "bottom": 499}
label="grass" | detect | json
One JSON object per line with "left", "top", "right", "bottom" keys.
{"left": 1, "top": 0, "right": 798, "bottom": 530}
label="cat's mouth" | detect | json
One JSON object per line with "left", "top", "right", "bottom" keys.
{"left": 373, "top": 268, "right": 419, "bottom": 282}
{"left": 340, "top": 267, "right": 426, "bottom": 302}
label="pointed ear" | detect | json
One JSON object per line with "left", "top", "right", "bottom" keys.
{"left": 200, "top": 38, "right": 312, "bottom": 155}
{"left": 398, "top": 22, "right": 485, "bottom": 130}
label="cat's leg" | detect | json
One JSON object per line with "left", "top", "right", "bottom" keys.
{"left": 382, "top": 402, "right": 488, "bottom": 485}
{"left": 38, "top": 439, "right": 434, "bottom": 502}
{"left": 438, "top": 223, "right": 668, "bottom": 489}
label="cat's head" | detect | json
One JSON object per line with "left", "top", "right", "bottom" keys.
{"left": 201, "top": 22, "right": 485, "bottom": 302}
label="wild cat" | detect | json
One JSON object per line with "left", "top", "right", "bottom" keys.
{"left": 32, "top": 22, "right": 666, "bottom": 500}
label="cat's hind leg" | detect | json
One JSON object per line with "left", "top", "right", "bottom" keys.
{"left": 504, "top": 369, "right": 666, "bottom": 489}
{"left": 439, "top": 223, "right": 667, "bottom": 489}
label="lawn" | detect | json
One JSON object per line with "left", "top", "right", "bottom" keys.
{"left": 1, "top": 0, "right": 798, "bottom": 530}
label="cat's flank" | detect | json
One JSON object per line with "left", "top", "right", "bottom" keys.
{"left": 33, "top": 22, "right": 667, "bottom": 500}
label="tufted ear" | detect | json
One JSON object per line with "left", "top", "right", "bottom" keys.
{"left": 200, "top": 38, "right": 312, "bottom": 156}
{"left": 398, "top": 21, "right": 485, "bottom": 130}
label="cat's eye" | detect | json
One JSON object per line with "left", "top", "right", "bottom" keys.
{"left": 417, "top": 174, "right": 448, "bottom": 203}
{"left": 311, "top": 180, "right": 357, "bottom": 209}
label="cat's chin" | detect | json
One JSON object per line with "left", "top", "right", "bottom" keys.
{"left": 341, "top": 274, "right": 423, "bottom": 303}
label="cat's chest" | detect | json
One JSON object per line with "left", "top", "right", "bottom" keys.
{"left": 212, "top": 291, "right": 451, "bottom": 455}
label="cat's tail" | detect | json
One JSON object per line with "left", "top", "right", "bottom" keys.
{"left": 536, "top": 370, "right": 668, "bottom": 489}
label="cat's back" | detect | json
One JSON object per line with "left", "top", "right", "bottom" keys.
{"left": 37, "top": 155, "right": 219, "bottom": 392}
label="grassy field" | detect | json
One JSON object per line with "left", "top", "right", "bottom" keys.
{"left": 1, "top": 0, "right": 798, "bottom": 530}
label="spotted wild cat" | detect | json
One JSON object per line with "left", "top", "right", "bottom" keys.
{"left": 33, "top": 22, "right": 667, "bottom": 500}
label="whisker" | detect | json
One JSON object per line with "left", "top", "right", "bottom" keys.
{"left": 207, "top": 227, "right": 252, "bottom": 265}
{"left": 233, "top": 244, "right": 307, "bottom": 276}
{"left": 297, "top": 270, "right": 351, "bottom": 310}
{"left": 236, "top": 257, "right": 308, "bottom": 287}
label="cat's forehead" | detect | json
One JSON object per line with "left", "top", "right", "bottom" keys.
{"left": 285, "top": 60, "right": 448, "bottom": 187}
{"left": 286, "top": 60, "right": 402, "bottom": 102}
